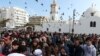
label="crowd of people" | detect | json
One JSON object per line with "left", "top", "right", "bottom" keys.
{"left": 0, "top": 30, "right": 99, "bottom": 56}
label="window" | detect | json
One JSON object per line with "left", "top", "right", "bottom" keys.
{"left": 59, "top": 28, "right": 61, "bottom": 32}
{"left": 90, "top": 21, "right": 96, "bottom": 27}
{"left": 91, "top": 12, "right": 94, "bottom": 16}
{"left": 90, "top": 21, "right": 93, "bottom": 27}
{"left": 93, "top": 21, "right": 96, "bottom": 27}
{"left": 47, "top": 28, "right": 49, "bottom": 31}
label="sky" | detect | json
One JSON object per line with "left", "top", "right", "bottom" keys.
{"left": 0, "top": 0, "right": 100, "bottom": 20}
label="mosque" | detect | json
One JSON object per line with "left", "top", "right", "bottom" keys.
{"left": 33, "top": 0, "right": 100, "bottom": 34}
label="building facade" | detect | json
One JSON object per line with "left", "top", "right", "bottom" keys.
{"left": 28, "top": 16, "right": 48, "bottom": 25}
{"left": 74, "top": 7, "right": 100, "bottom": 34}
{"left": 25, "top": 16, "right": 48, "bottom": 31}
{"left": 34, "top": 0, "right": 69, "bottom": 33}
{"left": 34, "top": 0, "right": 100, "bottom": 34}
{"left": 0, "top": 7, "right": 29, "bottom": 28}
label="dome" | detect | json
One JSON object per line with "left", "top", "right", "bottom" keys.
{"left": 81, "top": 7, "right": 100, "bottom": 18}
{"left": 86, "top": 7, "right": 97, "bottom": 12}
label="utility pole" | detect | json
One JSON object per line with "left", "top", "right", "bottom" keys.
{"left": 69, "top": 16, "right": 71, "bottom": 33}
{"left": 72, "top": 9, "right": 76, "bottom": 34}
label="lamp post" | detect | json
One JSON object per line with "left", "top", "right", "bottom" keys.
{"left": 72, "top": 9, "right": 76, "bottom": 34}
{"left": 69, "top": 16, "right": 71, "bottom": 33}
{"left": 0, "top": 11, "right": 1, "bottom": 27}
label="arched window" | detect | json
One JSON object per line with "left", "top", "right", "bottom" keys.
{"left": 90, "top": 21, "right": 93, "bottom": 27}
{"left": 59, "top": 28, "right": 61, "bottom": 32}
{"left": 90, "top": 21, "right": 96, "bottom": 27}
{"left": 91, "top": 12, "right": 94, "bottom": 16}
{"left": 93, "top": 21, "right": 96, "bottom": 27}
{"left": 47, "top": 28, "right": 49, "bottom": 31}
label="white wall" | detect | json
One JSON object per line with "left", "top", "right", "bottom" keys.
{"left": 75, "top": 15, "right": 100, "bottom": 34}
{"left": 34, "top": 7, "right": 100, "bottom": 34}
{"left": 34, "top": 25, "right": 43, "bottom": 32}
{"left": 41, "top": 21, "right": 69, "bottom": 33}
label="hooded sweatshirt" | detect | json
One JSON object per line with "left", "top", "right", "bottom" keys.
{"left": 82, "top": 44, "right": 96, "bottom": 56}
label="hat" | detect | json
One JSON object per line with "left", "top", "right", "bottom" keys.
{"left": 7, "top": 53, "right": 25, "bottom": 56}
{"left": 33, "top": 49, "right": 42, "bottom": 56}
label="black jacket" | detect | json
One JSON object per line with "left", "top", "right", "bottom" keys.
{"left": 73, "top": 45, "right": 84, "bottom": 56}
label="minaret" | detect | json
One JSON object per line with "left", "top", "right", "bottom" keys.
{"left": 50, "top": 0, "right": 58, "bottom": 20}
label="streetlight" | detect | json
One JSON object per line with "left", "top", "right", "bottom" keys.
{"left": 69, "top": 16, "right": 71, "bottom": 33}
{"left": 72, "top": 9, "right": 76, "bottom": 34}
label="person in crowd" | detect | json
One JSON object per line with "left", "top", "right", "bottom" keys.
{"left": 50, "top": 43, "right": 55, "bottom": 56}
{"left": 42, "top": 45, "right": 51, "bottom": 56}
{"left": 25, "top": 33, "right": 32, "bottom": 47}
{"left": 59, "top": 47, "right": 68, "bottom": 56}
{"left": 21, "top": 41, "right": 26, "bottom": 46}
{"left": 7, "top": 53, "right": 25, "bottom": 56}
{"left": 73, "top": 38, "right": 84, "bottom": 56}
{"left": 2, "top": 35, "right": 12, "bottom": 55}
{"left": 17, "top": 44, "right": 27, "bottom": 55}
{"left": 31, "top": 38, "right": 41, "bottom": 54}
{"left": 18, "top": 33, "right": 26, "bottom": 42}
{"left": 97, "top": 38, "right": 100, "bottom": 55}
{"left": 0, "top": 39, "right": 4, "bottom": 53}
{"left": 33, "top": 49, "right": 42, "bottom": 56}
{"left": 39, "top": 34, "right": 48, "bottom": 48}
{"left": 53, "top": 45, "right": 59, "bottom": 56}
{"left": 0, "top": 53, "right": 5, "bottom": 56}
{"left": 11, "top": 40, "right": 19, "bottom": 53}
{"left": 82, "top": 37, "right": 96, "bottom": 56}
{"left": 51, "top": 32, "right": 58, "bottom": 45}
{"left": 0, "top": 29, "right": 100, "bottom": 56}
{"left": 63, "top": 35, "right": 73, "bottom": 56}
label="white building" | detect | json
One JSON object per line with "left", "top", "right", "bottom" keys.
{"left": 0, "top": 7, "right": 29, "bottom": 28}
{"left": 33, "top": 0, "right": 100, "bottom": 34}
{"left": 74, "top": 7, "right": 100, "bottom": 34}
{"left": 34, "top": 0, "right": 69, "bottom": 33}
